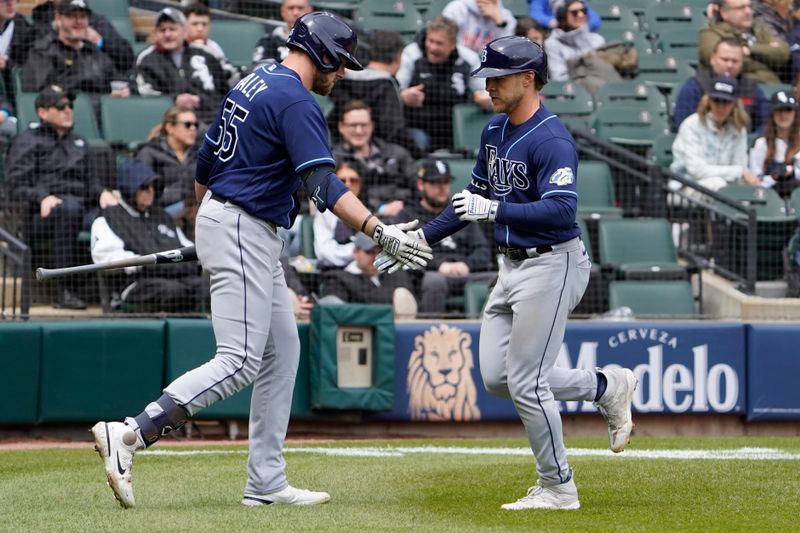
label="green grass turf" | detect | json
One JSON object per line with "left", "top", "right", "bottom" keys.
{"left": 1, "top": 436, "right": 798, "bottom": 532}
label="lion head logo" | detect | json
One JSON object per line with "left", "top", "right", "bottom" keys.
{"left": 407, "top": 325, "right": 481, "bottom": 421}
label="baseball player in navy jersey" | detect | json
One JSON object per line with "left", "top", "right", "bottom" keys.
{"left": 90, "top": 12, "right": 432, "bottom": 509}
{"left": 377, "top": 36, "right": 637, "bottom": 510}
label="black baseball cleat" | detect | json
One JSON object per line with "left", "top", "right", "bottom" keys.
{"left": 53, "top": 289, "right": 86, "bottom": 310}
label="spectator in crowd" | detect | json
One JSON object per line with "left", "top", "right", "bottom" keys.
{"left": 673, "top": 38, "right": 768, "bottom": 134}
{"left": 313, "top": 160, "right": 361, "bottom": 268}
{"left": 397, "top": 16, "right": 491, "bottom": 152}
{"left": 31, "top": 0, "right": 135, "bottom": 79}
{"left": 281, "top": 257, "right": 315, "bottom": 321}
{"left": 754, "top": 0, "right": 793, "bottom": 45}
{"left": 90, "top": 159, "right": 206, "bottom": 313}
{"left": 0, "top": 93, "right": 17, "bottom": 141}
{"left": 544, "top": 0, "right": 606, "bottom": 82}
{"left": 252, "top": 0, "right": 311, "bottom": 67}
{"left": 5, "top": 85, "right": 118, "bottom": 309}
{"left": 0, "top": 0, "right": 35, "bottom": 102}
{"left": 327, "top": 31, "right": 418, "bottom": 155}
{"left": 22, "top": 0, "right": 121, "bottom": 95}
{"left": 528, "top": 0, "right": 602, "bottom": 32}
{"left": 332, "top": 100, "right": 416, "bottom": 217}
{"left": 441, "top": 0, "right": 517, "bottom": 53}
{"left": 320, "top": 232, "right": 418, "bottom": 318}
{"left": 135, "top": 106, "right": 199, "bottom": 218}
{"left": 135, "top": 7, "right": 228, "bottom": 124}
{"left": 394, "top": 158, "right": 494, "bottom": 315}
{"left": 671, "top": 75, "right": 761, "bottom": 194}
{"left": 183, "top": 2, "right": 240, "bottom": 87}
{"left": 699, "top": 0, "right": 789, "bottom": 84}
{"left": 749, "top": 90, "right": 800, "bottom": 198}
{"left": 515, "top": 16, "right": 548, "bottom": 46}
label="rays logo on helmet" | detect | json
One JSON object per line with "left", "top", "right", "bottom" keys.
{"left": 480, "top": 47, "right": 487, "bottom": 63}
{"left": 549, "top": 167, "right": 574, "bottom": 186}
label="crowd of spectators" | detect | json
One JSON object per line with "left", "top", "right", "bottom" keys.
{"left": 8, "top": 0, "right": 800, "bottom": 314}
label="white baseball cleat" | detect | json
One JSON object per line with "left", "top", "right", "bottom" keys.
{"left": 594, "top": 367, "right": 638, "bottom": 453}
{"left": 242, "top": 485, "right": 331, "bottom": 506}
{"left": 91, "top": 421, "right": 140, "bottom": 508}
{"left": 501, "top": 477, "right": 580, "bottom": 510}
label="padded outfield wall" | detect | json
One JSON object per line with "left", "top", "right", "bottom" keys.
{"left": 0, "top": 315, "right": 797, "bottom": 425}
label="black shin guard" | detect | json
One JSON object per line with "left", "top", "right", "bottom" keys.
{"left": 133, "top": 394, "right": 189, "bottom": 447}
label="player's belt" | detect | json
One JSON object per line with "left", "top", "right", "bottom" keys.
{"left": 209, "top": 193, "right": 276, "bottom": 231}
{"left": 497, "top": 244, "right": 553, "bottom": 261}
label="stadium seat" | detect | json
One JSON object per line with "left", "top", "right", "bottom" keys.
{"left": 541, "top": 80, "right": 594, "bottom": 119}
{"left": 591, "top": 106, "right": 671, "bottom": 148}
{"left": 649, "top": 132, "right": 677, "bottom": 170}
{"left": 209, "top": 20, "right": 267, "bottom": 68}
{"left": 89, "top": 0, "right": 130, "bottom": 19}
{"left": 608, "top": 280, "right": 696, "bottom": 317}
{"left": 107, "top": 15, "right": 136, "bottom": 45}
{"left": 594, "top": 81, "right": 668, "bottom": 116}
{"left": 300, "top": 215, "right": 316, "bottom": 259}
{"left": 100, "top": 95, "right": 173, "bottom": 147}
{"left": 635, "top": 55, "right": 695, "bottom": 91}
{"left": 464, "top": 279, "right": 490, "bottom": 319}
{"left": 577, "top": 160, "right": 624, "bottom": 219}
{"left": 592, "top": 0, "right": 656, "bottom": 15}
{"left": 573, "top": 218, "right": 606, "bottom": 315}
{"left": 452, "top": 103, "right": 493, "bottom": 154}
{"left": 657, "top": 28, "right": 701, "bottom": 62}
{"left": 445, "top": 158, "right": 475, "bottom": 195}
{"left": 598, "top": 217, "right": 687, "bottom": 279}
{"left": 355, "top": 1, "right": 424, "bottom": 41}
{"left": 15, "top": 92, "right": 101, "bottom": 141}
{"left": 313, "top": 93, "right": 333, "bottom": 118}
{"left": 789, "top": 187, "right": 800, "bottom": 216}
{"left": 759, "top": 83, "right": 792, "bottom": 100}
{"left": 643, "top": 3, "right": 707, "bottom": 34}
{"left": 592, "top": 3, "right": 640, "bottom": 39}
{"left": 503, "top": 0, "right": 529, "bottom": 17}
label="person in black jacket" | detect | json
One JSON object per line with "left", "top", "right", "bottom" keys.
{"left": 135, "top": 105, "right": 198, "bottom": 218}
{"left": 5, "top": 85, "right": 118, "bottom": 309}
{"left": 22, "top": 0, "right": 120, "bottom": 95}
{"left": 394, "top": 158, "right": 495, "bottom": 315}
{"left": 31, "top": 0, "right": 134, "bottom": 78}
{"left": 0, "top": 0, "right": 35, "bottom": 103}
{"left": 90, "top": 159, "right": 206, "bottom": 313}
{"left": 135, "top": 7, "right": 228, "bottom": 125}
{"left": 251, "top": 0, "right": 312, "bottom": 67}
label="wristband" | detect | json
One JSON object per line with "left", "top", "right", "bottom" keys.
{"left": 360, "top": 213, "right": 374, "bottom": 233}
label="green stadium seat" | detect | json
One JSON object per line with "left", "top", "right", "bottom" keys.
{"left": 573, "top": 218, "right": 606, "bottom": 315}
{"left": 541, "top": 80, "right": 595, "bottom": 118}
{"left": 355, "top": 1, "right": 424, "bottom": 41}
{"left": 592, "top": 2, "right": 640, "bottom": 39}
{"left": 100, "top": 95, "right": 173, "bottom": 147}
{"left": 635, "top": 55, "right": 695, "bottom": 91}
{"left": 599, "top": 218, "right": 687, "bottom": 279}
{"left": 608, "top": 280, "right": 696, "bottom": 316}
{"left": 650, "top": 132, "right": 677, "bottom": 169}
{"left": 594, "top": 81, "right": 668, "bottom": 116}
{"left": 313, "top": 92, "right": 333, "bottom": 118}
{"left": 592, "top": 0, "right": 656, "bottom": 15}
{"left": 445, "top": 157, "right": 475, "bottom": 195}
{"left": 464, "top": 279, "right": 490, "bottom": 319}
{"left": 759, "top": 83, "right": 792, "bottom": 100}
{"left": 657, "top": 28, "right": 701, "bottom": 62}
{"left": 789, "top": 187, "right": 800, "bottom": 216}
{"left": 591, "top": 106, "right": 671, "bottom": 148}
{"left": 107, "top": 15, "right": 136, "bottom": 45}
{"left": 89, "top": 0, "right": 130, "bottom": 19}
{"left": 643, "top": 3, "right": 707, "bottom": 34}
{"left": 209, "top": 20, "right": 267, "bottom": 68}
{"left": 452, "top": 103, "right": 493, "bottom": 154}
{"left": 503, "top": 0, "right": 529, "bottom": 17}
{"left": 577, "top": 160, "right": 624, "bottom": 219}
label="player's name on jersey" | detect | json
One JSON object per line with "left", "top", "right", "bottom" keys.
{"left": 233, "top": 71, "right": 269, "bottom": 102}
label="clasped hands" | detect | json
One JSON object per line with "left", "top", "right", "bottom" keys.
{"left": 372, "top": 220, "right": 433, "bottom": 274}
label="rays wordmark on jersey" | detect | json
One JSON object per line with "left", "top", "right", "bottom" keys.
{"left": 486, "top": 144, "right": 530, "bottom": 196}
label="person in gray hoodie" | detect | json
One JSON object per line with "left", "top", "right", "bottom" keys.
{"left": 442, "top": 0, "right": 517, "bottom": 53}
{"left": 543, "top": 0, "right": 605, "bottom": 81}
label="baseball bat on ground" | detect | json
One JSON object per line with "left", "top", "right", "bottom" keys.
{"left": 35, "top": 246, "right": 198, "bottom": 281}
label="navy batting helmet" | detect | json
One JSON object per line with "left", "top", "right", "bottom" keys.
{"left": 287, "top": 12, "right": 364, "bottom": 73}
{"left": 471, "top": 36, "right": 548, "bottom": 84}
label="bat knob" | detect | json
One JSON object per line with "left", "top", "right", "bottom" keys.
{"left": 35, "top": 268, "right": 45, "bottom": 281}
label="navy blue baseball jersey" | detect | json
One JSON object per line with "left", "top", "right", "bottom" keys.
{"left": 424, "top": 104, "right": 580, "bottom": 248}
{"left": 197, "top": 63, "right": 335, "bottom": 228}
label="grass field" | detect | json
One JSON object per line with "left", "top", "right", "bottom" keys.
{"left": 1, "top": 436, "right": 799, "bottom": 532}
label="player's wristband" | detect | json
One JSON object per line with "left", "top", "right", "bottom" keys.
{"left": 360, "top": 213, "right": 374, "bottom": 233}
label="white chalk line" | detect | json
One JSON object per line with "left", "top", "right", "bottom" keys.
{"left": 141, "top": 446, "right": 800, "bottom": 461}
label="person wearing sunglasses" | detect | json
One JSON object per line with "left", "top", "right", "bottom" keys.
{"left": 543, "top": 0, "right": 606, "bottom": 81}
{"left": 5, "top": 84, "right": 118, "bottom": 309}
{"left": 135, "top": 106, "right": 199, "bottom": 220}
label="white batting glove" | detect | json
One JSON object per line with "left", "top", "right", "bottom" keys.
{"left": 374, "top": 227, "right": 430, "bottom": 274}
{"left": 452, "top": 189, "right": 498, "bottom": 222}
{"left": 371, "top": 219, "right": 433, "bottom": 270}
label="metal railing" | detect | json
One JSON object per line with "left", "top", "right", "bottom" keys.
{"left": 0, "top": 226, "right": 30, "bottom": 320}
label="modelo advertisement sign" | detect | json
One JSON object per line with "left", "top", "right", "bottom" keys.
{"left": 380, "top": 322, "right": 746, "bottom": 421}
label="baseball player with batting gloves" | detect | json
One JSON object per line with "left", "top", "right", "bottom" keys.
{"left": 90, "top": 11, "right": 432, "bottom": 509}
{"left": 377, "top": 36, "right": 637, "bottom": 510}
